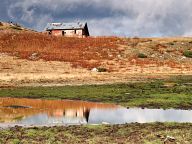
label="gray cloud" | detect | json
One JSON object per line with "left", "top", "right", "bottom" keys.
{"left": 2, "top": 0, "right": 192, "bottom": 36}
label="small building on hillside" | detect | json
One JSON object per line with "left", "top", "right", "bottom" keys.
{"left": 45, "top": 22, "right": 90, "bottom": 37}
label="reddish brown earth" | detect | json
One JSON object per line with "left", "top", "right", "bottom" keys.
{"left": 0, "top": 29, "right": 191, "bottom": 87}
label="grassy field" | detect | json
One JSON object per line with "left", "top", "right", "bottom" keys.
{"left": 0, "top": 76, "right": 191, "bottom": 143}
{"left": 0, "top": 75, "right": 191, "bottom": 109}
{"left": 0, "top": 123, "right": 192, "bottom": 144}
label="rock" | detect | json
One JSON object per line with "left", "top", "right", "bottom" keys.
{"left": 29, "top": 53, "right": 39, "bottom": 60}
{"left": 117, "top": 54, "right": 122, "bottom": 59}
{"left": 180, "top": 56, "right": 186, "bottom": 60}
{"left": 91, "top": 68, "right": 99, "bottom": 72}
{"left": 164, "top": 136, "right": 176, "bottom": 144}
{"left": 91, "top": 67, "right": 107, "bottom": 72}
{"left": 156, "top": 134, "right": 165, "bottom": 139}
{"left": 131, "top": 59, "right": 136, "bottom": 63}
{"left": 102, "top": 122, "right": 110, "bottom": 125}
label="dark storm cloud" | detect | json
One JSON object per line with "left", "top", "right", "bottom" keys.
{"left": 0, "top": 1, "right": 10, "bottom": 21}
{"left": 1, "top": 0, "right": 192, "bottom": 36}
{"left": 24, "top": 4, "right": 130, "bottom": 20}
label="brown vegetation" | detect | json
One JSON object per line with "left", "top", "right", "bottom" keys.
{"left": 0, "top": 32, "right": 191, "bottom": 70}
{"left": 0, "top": 31, "right": 191, "bottom": 86}
{"left": 0, "top": 32, "right": 123, "bottom": 69}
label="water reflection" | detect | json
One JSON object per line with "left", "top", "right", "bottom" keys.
{"left": 88, "top": 108, "right": 192, "bottom": 124}
{"left": 1, "top": 98, "right": 192, "bottom": 127}
{"left": 0, "top": 98, "right": 117, "bottom": 125}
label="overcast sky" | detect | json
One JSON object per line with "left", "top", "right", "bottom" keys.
{"left": 1, "top": 0, "right": 192, "bottom": 37}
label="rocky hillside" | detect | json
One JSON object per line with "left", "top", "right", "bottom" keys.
{"left": 0, "top": 21, "right": 34, "bottom": 32}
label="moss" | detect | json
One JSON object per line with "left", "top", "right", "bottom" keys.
{"left": 183, "top": 50, "right": 192, "bottom": 58}
{"left": 11, "top": 139, "right": 21, "bottom": 144}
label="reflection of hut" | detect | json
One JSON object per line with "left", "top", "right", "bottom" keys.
{"left": 53, "top": 109, "right": 64, "bottom": 117}
{"left": 84, "top": 109, "right": 90, "bottom": 123}
{"left": 51, "top": 108, "right": 90, "bottom": 123}
{"left": 0, "top": 98, "right": 116, "bottom": 124}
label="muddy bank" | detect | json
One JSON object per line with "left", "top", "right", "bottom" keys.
{"left": 0, "top": 123, "right": 191, "bottom": 144}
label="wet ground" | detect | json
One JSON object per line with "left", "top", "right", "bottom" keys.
{"left": 1, "top": 123, "right": 192, "bottom": 144}
{"left": 1, "top": 98, "right": 192, "bottom": 127}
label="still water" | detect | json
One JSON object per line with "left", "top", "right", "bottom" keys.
{"left": 0, "top": 98, "right": 192, "bottom": 127}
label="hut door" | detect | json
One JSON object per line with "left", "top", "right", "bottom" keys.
{"left": 62, "top": 31, "right": 66, "bottom": 36}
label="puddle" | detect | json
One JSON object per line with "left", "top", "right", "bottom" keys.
{"left": 0, "top": 97, "right": 192, "bottom": 127}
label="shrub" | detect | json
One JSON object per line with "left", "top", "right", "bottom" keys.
{"left": 10, "top": 26, "right": 22, "bottom": 31}
{"left": 0, "top": 22, "right": 3, "bottom": 26}
{"left": 138, "top": 53, "right": 147, "bottom": 58}
{"left": 183, "top": 50, "right": 192, "bottom": 58}
{"left": 168, "top": 42, "right": 174, "bottom": 45}
{"left": 97, "top": 67, "right": 107, "bottom": 72}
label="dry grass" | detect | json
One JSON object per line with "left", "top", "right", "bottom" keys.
{"left": 0, "top": 31, "right": 191, "bottom": 72}
{"left": 0, "top": 32, "right": 124, "bottom": 69}
{"left": 0, "top": 32, "right": 191, "bottom": 87}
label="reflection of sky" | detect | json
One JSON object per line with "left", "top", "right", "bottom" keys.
{"left": 17, "top": 113, "right": 87, "bottom": 125}
{"left": 2, "top": 108, "right": 192, "bottom": 126}
{"left": 88, "top": 108, "right": 192, "bottom": 124}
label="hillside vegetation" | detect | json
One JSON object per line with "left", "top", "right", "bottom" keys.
{"left": 0, "top": 27, "right": 192, "bottom": 87}
{"left": 0, "top": 32, "right": 122, "bottom": 68}
{"left": 0, "top": 31, "right": 191, "bottom": 71}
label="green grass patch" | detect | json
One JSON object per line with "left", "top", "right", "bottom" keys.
{"left": 183, "top": 50, "right": 192, "bottom": 58}
{"left": 0, "top": 76, "right": 191, "bottom": 109}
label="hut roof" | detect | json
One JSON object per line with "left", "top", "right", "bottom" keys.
{"left": 45, "top": 22, "right": 87, "bottom": 30}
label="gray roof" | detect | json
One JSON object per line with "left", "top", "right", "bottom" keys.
{"left": 45, "top": 22, "right": 87, "bottom": 30}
